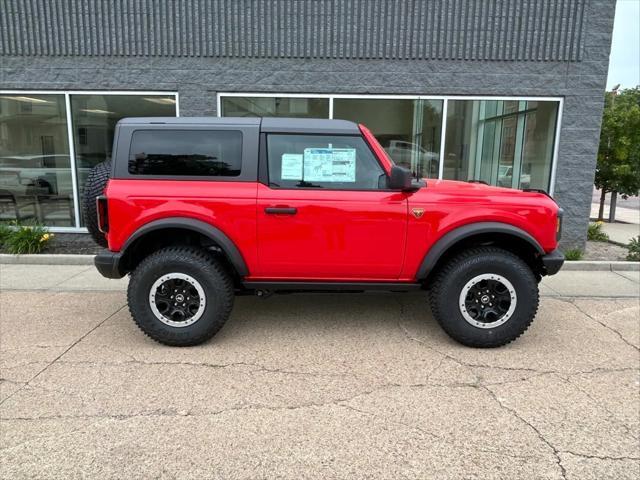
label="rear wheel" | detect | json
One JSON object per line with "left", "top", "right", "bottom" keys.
{"left": 128, "top": 246, "right": 234, "bottom": 346}
{"left": 429, "top": 247, "right": 539, "bottom": 348}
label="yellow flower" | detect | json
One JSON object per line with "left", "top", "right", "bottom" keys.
{"left": 40, "top": 233, "right": 50, "bottom": 242}
{"left": 596, "top": 221, "right": 604, "bottom": 226}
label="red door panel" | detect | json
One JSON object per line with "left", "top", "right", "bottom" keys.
{"left": 255, "top": 184, "right": 408, "bottom": 280}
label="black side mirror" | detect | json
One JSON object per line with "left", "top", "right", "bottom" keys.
{"left": 388, "top": 165, "right": 414, "bottom": 191}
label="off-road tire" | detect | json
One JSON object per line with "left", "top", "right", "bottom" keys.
{"left": 82, "top": 160, "right": 111, "bottom": 247}
{"left": 128, "top": 246, "right": 234, "bottom": 346}
{"left": 429, "top": 247, "right": 539, "bottom": 348}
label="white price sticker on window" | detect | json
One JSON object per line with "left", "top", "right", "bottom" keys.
{"left": 303, "top": 148, "right": 356, "bottom": 182}
{"left": 281, "top": 154, "right": 303, "bottom": 180}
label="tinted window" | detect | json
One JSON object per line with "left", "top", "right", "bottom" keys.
{"left": 266, "top": 134, "right": 386, "bottom": 190}
{"left": 128, "top": 130, "right": 242, "bottom": 176}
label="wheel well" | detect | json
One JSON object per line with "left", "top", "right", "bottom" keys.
{"left": 422, "top": 232, "right": 544, "bottom": 285}
{"left": 120, "top": 227, "right": 241, "bottom": 285}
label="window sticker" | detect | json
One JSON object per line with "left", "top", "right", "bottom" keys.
{"left": 281, "top": 153, "right": 303, "bottom": 180}
{"left": 303, "top": 148, "right": 356, "bottom": 182}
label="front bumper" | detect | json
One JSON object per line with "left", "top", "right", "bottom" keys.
{"left": 542, "top": 249, "right": 565, "bottom": 276}
{"left": 94, "top": 251, "right": 125, "bottom": 279}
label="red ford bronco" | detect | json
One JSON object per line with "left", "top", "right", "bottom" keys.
{"left": 84, "top": 117, "right": 564, "bottom": 348}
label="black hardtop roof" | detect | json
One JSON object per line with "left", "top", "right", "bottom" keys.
{"left": 260, "top": 117, "right": 360, "bottom": 135}
{"left": 117, "top": 117, "right": 361, "bottom": 135}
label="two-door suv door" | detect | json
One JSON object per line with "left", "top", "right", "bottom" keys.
{"left": 255, "top": 131, "right": 408, "bottom": 280}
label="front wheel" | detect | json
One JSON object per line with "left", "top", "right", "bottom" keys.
{"left": 127, "top": 246, "right": 234, "bottom": 346}
{"left": 429, "top": 247, "right": 539, "bottom": 348}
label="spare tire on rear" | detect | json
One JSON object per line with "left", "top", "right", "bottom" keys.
{"left": 82, "top": 161, "right": 111, "bottom": 248}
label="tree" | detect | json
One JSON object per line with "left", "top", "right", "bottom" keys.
{"left": 595, "top": 87, "right": 640, "bottom": 222}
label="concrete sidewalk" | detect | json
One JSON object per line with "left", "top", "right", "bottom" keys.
{"left": 1, "top": 263, "right": 638, "bottom": 297}
{"left": 599, "top": 221, "right": 640, "bottom": 246}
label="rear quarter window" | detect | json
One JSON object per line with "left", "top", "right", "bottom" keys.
{"left": 128, "top": 130, "right": 242, "bottom": 177}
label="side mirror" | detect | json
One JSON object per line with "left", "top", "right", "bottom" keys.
{"left": 388, "top": 165, "right": 414, "bottom": 191}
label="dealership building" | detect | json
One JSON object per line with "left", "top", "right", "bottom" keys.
{"left": 1, "top": 0, "right": 615, "bottom": 247}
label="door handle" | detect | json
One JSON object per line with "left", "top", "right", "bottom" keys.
{"left": 265, "top": 207, "right": 297, "bottom": 215}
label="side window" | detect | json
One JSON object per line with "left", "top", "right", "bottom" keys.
{"left": 128, "top": 130, "right": 242, "bottom": 177}
{"left": 266, "top": 134, "right": 386, "bottom": 189}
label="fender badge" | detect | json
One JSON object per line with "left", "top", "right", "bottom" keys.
{"left": 412, "top": 208, "right": 425, "bottom": 219}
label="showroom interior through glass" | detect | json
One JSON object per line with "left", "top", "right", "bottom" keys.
{"left": 1, "top": 92, "right": 561, "bottom": 230}
{"left": 0, "top": 92, "right": 177, "bottom": 230}
{"left": 220, "top": 94, "right": 561, "bottom": 194}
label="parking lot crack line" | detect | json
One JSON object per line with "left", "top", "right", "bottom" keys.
{"left": 562, "top": 298, "right": 639, "bottom": 352}
{"left": 481, "top": 384, "right": 568, "bottom": 480}
{"left": 50, "top": 359, "right": 358, "bottom": 378}
{"left": 558, "top": 450, "right": 640, "bottom": 462}
{"left": 0, "top": 304, "right": 127, "bottom": 407}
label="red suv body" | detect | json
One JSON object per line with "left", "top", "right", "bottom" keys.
{"left": 88, "top": 117, "right": 564, "bottom": 348}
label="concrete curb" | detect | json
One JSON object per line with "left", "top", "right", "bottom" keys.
{"left": 0, "top": 254, "right": 94, "bottom": 265}
{"left": 1, "top": 254, "right": 638, "bottom": 272}
{"left": 561, "top": 261, "right": 639, "bottom": 271}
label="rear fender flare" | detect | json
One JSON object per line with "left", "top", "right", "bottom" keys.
{"left": 416, "top": 222, "right": 544, "bottom": 279}
{"left": 122, "top": 217, "right": 249, "bottom": 276}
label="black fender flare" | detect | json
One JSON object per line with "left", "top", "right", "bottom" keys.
{"left": 416, "top": 222, "right": 544, "bottom": 279}
{"left": 122, "top": 217, "right": 249, "bottom": 276}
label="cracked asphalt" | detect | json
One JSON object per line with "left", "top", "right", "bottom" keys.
{"left": 0, "top": 265, "right": 639, "bottom": 479}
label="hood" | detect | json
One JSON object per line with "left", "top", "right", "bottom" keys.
{"left": 413, "top": 179, "right": 557, "bottom": 206}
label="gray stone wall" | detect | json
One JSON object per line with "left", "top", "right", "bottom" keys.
{"left": 0, "top": 0, "right": 616, "bottom": 248}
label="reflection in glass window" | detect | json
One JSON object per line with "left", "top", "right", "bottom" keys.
{"left": 129, "top": 130, "right": 242, "bottom": 177}
{"left": 221, "top": 96, "right": 329, "bottom": 118}
{"left": 267, "top": 134, "right": 385, "bottom": 190}
{"left": 333, "top": 98, "right": 443, "bottom": 179}
{"left": 443, "top": 100, "right": 558, "bottom": 191}
{"left": 70, "top": 94, "right": 176, "bottom": 224}
{"left": 0, "top": 94, "right": 74, "bottom": 226}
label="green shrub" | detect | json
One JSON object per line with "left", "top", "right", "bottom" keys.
{"left": 627, "top": 236, "right": 640, "bottom": 262}
{"left": 587, "top": 222, "right": 609, "bottom": 242}
{"left": 4, "top": 225, "right": 54, "bottom": 254}
{"left": 0, "top": 223, "right": 12, "bottom": 247}
{"left": 564, "top": 248, "right": 584, "bottom": 261}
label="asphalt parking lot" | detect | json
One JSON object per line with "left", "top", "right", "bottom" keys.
{"left": 1, "top": 265, "right": 639, "bottom": 479}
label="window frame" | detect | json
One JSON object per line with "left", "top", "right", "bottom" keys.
{"left": 113, "top": 123, "right": 258, "bottom": 182}
{"left": 125, "top": 128, "right": 244, "bottom": 179}
{"left": 0, "top": 90, "right": 179, "bottom": 232}
{"left": 263, "top": 132, "right": 390, "bottom": 192}
{"left": 218, "top": 93, "right": 563, "bottom": 196}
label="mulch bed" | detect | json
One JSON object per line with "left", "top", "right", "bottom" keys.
{"left": 0, "top": 233, "right": 104, "bottom": 255}
{"left": 583, "top": 240, "right": 629, "bottom": 261}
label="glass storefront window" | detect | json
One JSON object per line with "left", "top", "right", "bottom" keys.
{"left": 443, "top": 99, "right": 558, "bottom": 191}
{"left": 0, "top": 94, "right": 74, "bottom": 226}
{"left": 70, "top": 94, "right": 176, "bottom": 225}
{"left": 333, "top": 98, "right": 443, "bottom": 179}
{"left": 221, "top": 96, "right": 329, "bottom": 118}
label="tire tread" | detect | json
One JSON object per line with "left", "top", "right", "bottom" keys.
{"left": 127, "top": 246, "right": 234, "bottom": 346}
{"left": 429, "top": 246, "right": 539, "bottom": 348}
{"left": 82, "top": 161, "right": 111, "bottom": 247}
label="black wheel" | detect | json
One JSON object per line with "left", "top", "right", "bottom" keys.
{"left": 429, "top": 247, "right": 539, "bottom": 348}
{"left": 127, "top": 246, "right": 234, "bottom": 346}
{"left": 82, "top": 161, "right": 111, "bottom": 247}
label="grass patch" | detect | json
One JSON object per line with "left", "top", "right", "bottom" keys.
{"left": 2, "top": 224, "right": 54, "bottom": 254}
{"left": 563, "top": 248, "right": 584, "bottom": 261}
{"left": 587, "top": 222, "right": 609, "bottom": 242}
{"left": 627, "top": 236, "right": 640, "bottom": 262}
